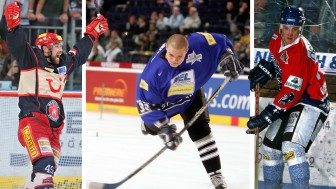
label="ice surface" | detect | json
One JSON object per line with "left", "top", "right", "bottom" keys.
{"left": 85, "top": 112, "right": 252, "bottom": 189}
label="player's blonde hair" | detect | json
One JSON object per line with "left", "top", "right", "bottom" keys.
{"left": 166, "top": 34, "right": 188, "bottom": 51}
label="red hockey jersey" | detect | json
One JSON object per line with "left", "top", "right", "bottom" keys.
{"left": 269, "top": 31, "right": 328, "bottom": 111}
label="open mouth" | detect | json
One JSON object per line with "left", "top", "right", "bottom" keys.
{"left": 56, "top": 52, "right": 62, "bottom": 59}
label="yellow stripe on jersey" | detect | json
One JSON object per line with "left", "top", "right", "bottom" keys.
{"left": 197, "top": 32, "right": 216, "bottom": 45}
{"left": 139, "top": 79, "right": 149, "bottom": 91}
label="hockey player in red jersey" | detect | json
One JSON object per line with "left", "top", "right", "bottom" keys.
{"left": 248, "top": 6, "right": 329, "bottom": 189}
{"left": 4, "top": 2, "right": 108, "bottom": 188}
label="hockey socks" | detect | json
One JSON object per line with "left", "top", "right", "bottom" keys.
{"left": 195, "top": 133, "right": 221, "bottom": 173}
{"left": 26, "top": 157, "right": 55, "bottom": 189}
{"left": 194, "top": 133, "right": 227, "bottom": 188}
{"left": 262, "top": 145, "right": 284, "bottom": 189}
{"left": 283, "top": 141, "right": 309, "bottom": 189}
{"left": 263, "top": 163, "right": 284, "bottom": 189}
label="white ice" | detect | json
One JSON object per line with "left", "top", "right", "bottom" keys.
{"left": 84, "top": 111, "right": 252, "bottom": 189}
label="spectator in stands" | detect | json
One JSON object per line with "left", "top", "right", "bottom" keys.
{"left": 149, "top": 11, "right": 158, "bottom": 24}
{"left": 106, "top": 30, "right": 123, "bottom": 50}
{"left": 99, "top": 29, "right": 111, "bottom": 51}
{"left": 88, "top": 41, "right": 105, "bottom": 62}
{"left": 0, "top": 55, "right": 11, "bottom": 80}
{"left": 156, "top": 11, "right": 169, "bottom": 32}
{"left": 179, "top": 6, "right": 201, "bottom": 34}
{"left": 167, "top": 6, "right": 184, "bottom": 34}
{"left": 123, "top": 14, "right": 139, "bottom": 52}
{"left": 148, "top": 33, "right": 159, "bottom": 52}
{"left": 139, "top": 34, "right": 151, "bottom": 52}
{"left": 137, "top": 15, "right": 148, "bottom": 34}
{"left": 235, "top": 0, "right": 249, "bottom": 35}
{"left": 35, "top": 0, "right": 69, "bottom": 25}
{"left": 147, "top": 23, "right": 158, "bottom": 39}
{"left": 226, "top": 0, "right": 239, "bottom": 37}
{"left": 69, "top": 0, "right": 82, "bottom": 19}
{"left": 239, "top": 25, "right": 250, "bottom": 47}
{"left": 27, "top": 0, "right": 37, "bottom": 21}
{"left": 124, "top": 14, "right": 139, "bottom": 38}
{"left": 0, "top": 40, "right": 10, "bottom": 70}
{"left": 105, "top": 41, "right": 123, "bottom": 62}
{"left": 3, "top": 58, "right": 20, "bottom": 89}
{"left": 156, "top": 0, "right": 174, "bottom": 8}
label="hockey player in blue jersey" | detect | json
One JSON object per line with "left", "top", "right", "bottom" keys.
{"left": 136, "top": 33, "right": 244, "bottom": 189}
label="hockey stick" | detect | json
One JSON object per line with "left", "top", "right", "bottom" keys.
{"left": 89, "top": 76, "right": 232, "bottom": 189}
{"left": 246, "top": 84, "right": 260, "bottom": 189}
{"left": 93, "top": 0, "right": 101, "bottom": 16}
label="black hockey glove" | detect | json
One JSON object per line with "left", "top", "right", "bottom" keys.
{"left": 247, "top": 105, "right": 279, "bottom": 131}
{"left": 158, "top": 124, "right": 182, "bottom": 151}
{"left": 249, "top": 59, "right": 275, "bottom": 91}
{"left": 219, "top": 48, "right": 244, "bottom": 81}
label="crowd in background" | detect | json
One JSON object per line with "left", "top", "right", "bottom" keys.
{"left": 87, "top": 0, "right": 250, "bottom": 69}
{"left": 0, "top": 0, "right": 250, "bottom": 90}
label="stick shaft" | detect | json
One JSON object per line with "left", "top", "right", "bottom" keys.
{"left": 101, "top": 76, "right": 232, "bottom": 188}
{"left": 93, "top": 0, "right": 101, "bottom": 16}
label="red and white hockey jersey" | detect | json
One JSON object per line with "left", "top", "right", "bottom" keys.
{"left": 269, "top": 31, "right": 328, "bottom": 112}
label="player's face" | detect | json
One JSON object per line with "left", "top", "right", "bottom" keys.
{"left": 165, "top": 45, "right": 188, "bottom": 68}
{"left": 50, "top": 42, "right": 63, "bottom": 65}
{"left": 280, "top": 25, "right": 301, "bottom": 45}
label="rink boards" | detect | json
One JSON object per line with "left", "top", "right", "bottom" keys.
{"left": 86, "top": 66, "right": 250, "bottom": 127}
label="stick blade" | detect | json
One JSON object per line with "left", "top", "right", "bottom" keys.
{"left": 89, "top": 180, "right": 125, "bottom": 189}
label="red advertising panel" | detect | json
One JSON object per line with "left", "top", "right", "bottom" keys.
{"left": 86, "top": 70, "right": 137, "bottom": 106}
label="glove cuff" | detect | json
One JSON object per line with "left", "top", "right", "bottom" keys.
{"left": 261, "top": 104, "right": 283, "bottom": 124}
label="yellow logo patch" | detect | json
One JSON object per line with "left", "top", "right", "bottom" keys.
{"left": 284, "top": 151, "right": 295, "bottom": 161}
{"left": 263, "top": 154, "right": 270, "bottom": 160}
{"left": 197, "top": 32, "right": 216, "bottom": 45}
{"left": 168, "top": 84, "right": 194, "bottom": 96}
{"left": 38, "top": 139, "right": 53, "bottom": 153}
{"left": 139, "top": 79, "right": 148, "bottom": 91}
{"left": 23, "top": 126, "right": 39, "bottom": 159}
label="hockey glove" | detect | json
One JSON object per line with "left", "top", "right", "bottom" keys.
{"left": 4, "top": 1, "right": 21, "bottom": 30}
{"left": 247, "top": 105, "right": 280, "bottom": 131}
{"left": 249, "top": 59, "right": 275, "bottom": 91}
{"left": 84, "top": 15, "right": 108, "bottom": 40}
{"left": 158, "top": 124, "right": 182, "bottom": 151}
{"left": 219, "top": 48, "right": 244, "bottom": 81}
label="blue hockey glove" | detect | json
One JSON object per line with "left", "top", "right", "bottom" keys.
{"left": 247, "top": 105, "right": 279, "bottom": 130}
{"left": 249, "top": 59, "right": 275, "bottom": 91}
{"left": 158, "top": 124, "right": 182, "bottom": 151}
{"left": 219, "top": 48, "right": 244, "bottom": 81}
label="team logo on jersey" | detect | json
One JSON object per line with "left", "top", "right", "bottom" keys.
{"left": 320, "top": 82, "right": 327, "bottom": 95}
{"left": 272, "top": 34, "right": 278, "bottom": 40}
{"left": 186, "top": 51, "right": 202, "bottom": 65}
{"left": 46, "top": 100, "right": 60, "bottom": 122}
{"left": 284, "top": 75, "right": 303, "bottom": 91}
{"left": 278, "top": 92, "right": 294, "bottom": 106}
{"left": 57, "top": 66, "right": 67, "bottom": 75}
{"left": 280, "top": 51, "right": 289, "bottom": 64}
{"left": 168, "top": 70, "right": 195, "bottom": 96}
